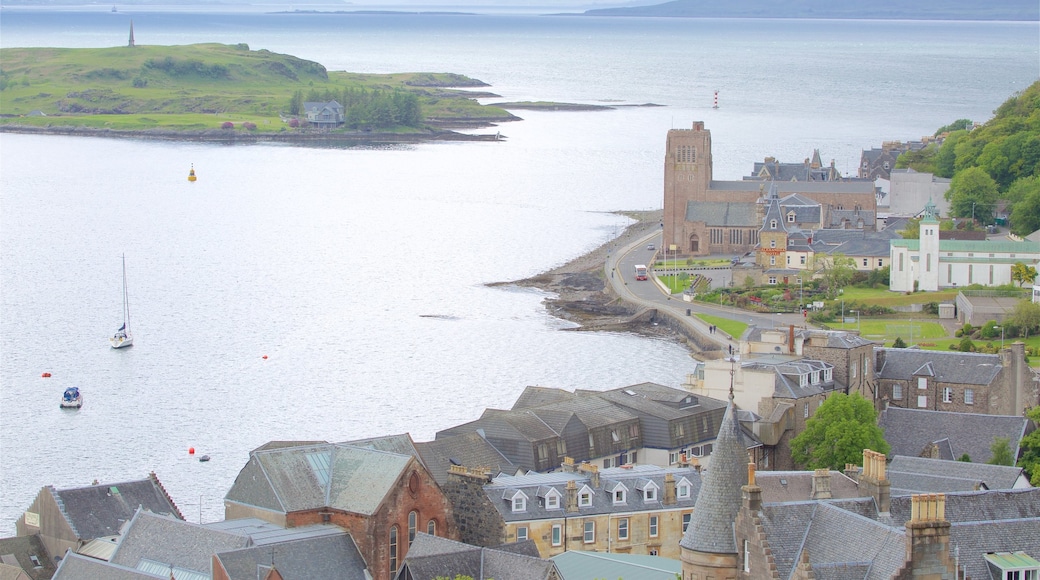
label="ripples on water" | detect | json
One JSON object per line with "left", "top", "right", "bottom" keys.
{"left": 1, "top": 11, "right": 1037, "bottom": 531}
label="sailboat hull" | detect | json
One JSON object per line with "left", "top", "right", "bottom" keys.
{"left": 110, "top": 336, "right": 133, "bottom": 349}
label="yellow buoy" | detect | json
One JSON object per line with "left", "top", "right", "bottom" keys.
{"left": 188, "top": 164, "right": 197, "bottom": 182}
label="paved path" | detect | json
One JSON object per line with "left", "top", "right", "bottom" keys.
{"left": 604, "top": 229, "right": 814, "bottom": 357}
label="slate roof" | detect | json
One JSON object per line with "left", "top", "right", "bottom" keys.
{"left": 108, "top": 509, "right": 249, "bottom": 575}
{"left": 875, "top": 348, "right": 1003, "bottom": 386}
{"left": 761, "top": 184, "right": 788, "bottom": 234}
{"left": 710, "top": 181, "right": 875, "bottom": 195}
{"left": 551, "top": 550, "right": 681, "bottom": 580}
{"left": 511, "top": 386, "right": 578, "bottom": 409}
{"left": 339, "top": 433, "right": 420, "bottom": 459}
{"left": 818, "top": 236, "right": 891, "bottom": 258}
{"left": 679, "top": 401, "right": 747, "bottom": 554}
{"left": 0, "top": 534, "right": 55, "bottom": 580}
{"left": 397, "top": 533, "right": 557, "bottom": 580}
{"left": 795, "top": 329, "right": 875, "bottom": 349}
{"left": 51, "top": 552, "right": 160, "bottom": 580}
{"left": 683, "top": 201, "right": 760, "bottom": 227}
{"left": 49, "top": 475, "right": 183, "bottom": 541}
{"left": 594, "top": 383, "right": 727, "bottom": 423}
{"left": 214, "top": 531, "right": 368, "bottom": 580}
{"left": 827, "top": 209, "right": 874, "bottom": 229}
{"left": 754, "top": 471, "right": 862, "bottom": 503}
{"left": 224, "top": 442, "right": 414, "bottom": 515}
{"left": 414, "top": 432, "right": 518, "bottom": 486}
{"left": 878, "top": 406, "right": 1029, "bottom": 464}
{"left": 739, "top": 358, "right": 838, "bottom": 400}
{"left": 886, "top": 455, "right": 1027, "bottom": 495}
{"left": 485, "top": 465, "right": 701, "bottom": 522}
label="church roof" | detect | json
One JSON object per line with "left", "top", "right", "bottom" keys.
{"left": 679, "top": 399, "right": 747, "bottom": 554}
{"left": 684, "top": 201, "right": 760, "bottom": 227}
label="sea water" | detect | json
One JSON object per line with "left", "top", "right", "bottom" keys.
{"left": 0, "top": 10, "right": 1037, "bottom": 531}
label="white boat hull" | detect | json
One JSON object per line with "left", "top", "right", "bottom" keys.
{"left": 110, "top": 335, "right": 133, "bottom": 349}
{"left": 60, "top": 398, "right": 83, "bottom": 409}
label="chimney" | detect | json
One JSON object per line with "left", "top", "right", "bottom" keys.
{"left": 565, "top": 480, "right": 578, "bottom": 513}
{"left": 905, "top": 494, "right": 957, "bottom": 577}
{"left": 789, "top": 325, "right": 795, "bottom": 353}
{"left": 844, "top": 463, "right": 862, "bottom": 483}
{"left": 561, "top": 457, "right": 576, "bottom": 473}
{"left": 742, "top": 462, "right": 763, "bottom": 512}
{"left": 859, "top": 450, "right": 890, "bottom": 513}
{"left": 578, "top": 462, "right": 599, "bottom": 488}
{"left": 693, "top": 121, "right": 704, "bottom": 131}
{"left": 811, "top": 469, "right": 832, "bottom": 500}
{"left": 663, "top": 472, "right": 677, "bottom": 506}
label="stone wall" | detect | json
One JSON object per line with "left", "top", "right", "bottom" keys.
{"left": 442, "top": 467, "right": 504, "bottom": 548}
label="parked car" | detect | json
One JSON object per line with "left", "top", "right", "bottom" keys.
{"left": 647, "top": 244, "right": 655, "bottom": 251}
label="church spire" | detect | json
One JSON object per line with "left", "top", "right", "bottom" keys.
{"left": 128, "top": 20, "right": 135, "bottom": 47}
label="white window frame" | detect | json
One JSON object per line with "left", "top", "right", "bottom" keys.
{"left": 918, "top": 377, "right": 927, "bottom": 390}
{"left": 644, "top": 486, "right": 658, "bottom": 502}
{"left": 583, "top": 521, "right": 595, "bottom": 543}
{"left": 511, "top": 494, "right": 527, "bottom": 513}
{"left": 613, "top": 487, "right": 627, "bottom": 505}
{"left": 893, "top": 384, "right": 903, "bottom": 400}
{"left": 649, "top": 515, "right": 659, "bottom": 537}
{"left": 682, "top": 512, "right": 691, "bottom": 532}
{"left": 545, "top": 491, "right": 560, "bottom": 510}
{"left": 942, "top": 387, "right": 953, "bottom": 403}
{"left": 516, "top": 526, "right": 528, "bottom": 542}
{"left": 804, "top": 402, "right": 810, "bottom": 418}
{"left": 618, "top": 518, "right": 629, "bottom": 540}
{"left": 918, "top": 395, "right": 928, "bottom": 408}
{"left": 965, "top": 388, "right": 974, "bottom": 405}
{"left": 551, "top": 524, "right": 562, "bottom": 546}
{"left": 579, "top": 488, "right": 593, "bottom": 507}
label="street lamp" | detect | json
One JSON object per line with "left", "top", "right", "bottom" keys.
{"left": 994, "top": 325, "right": 1005, "bottom": 349}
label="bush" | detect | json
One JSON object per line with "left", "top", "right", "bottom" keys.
{"left": 132, "top": 77, "right": 147, "bottom": 88}
{"left": 221, "top": 121, "right": 234, "bottom": 129}
{"left": 958, "top": 337, "right": 976, "bottom": 352}
{"left": 955, "top": 329, "right": 963, "bottom": 337}
{"left": 288, "top": 118, "right": 300, "bottom": 128}
{"left": 243, "top": 122, "right": 257, "bottom": 131}
{"left": 923, "top": 302, "right": 939, "bottom": 315}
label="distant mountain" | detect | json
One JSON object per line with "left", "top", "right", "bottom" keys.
{"left": 582, "top": 0, "right": 1039, "bottom": 21}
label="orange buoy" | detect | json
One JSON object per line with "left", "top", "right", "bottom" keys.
{"left": 41, "top": 372, "right": 51, "bottom": 378}
{"left": 189, "top": 447, "right": 195, "bottom": 455}
{"left": 262, "top": 355, "right": 268, "bottom": 360}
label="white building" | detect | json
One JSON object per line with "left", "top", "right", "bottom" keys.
{"left": 890, "top": 200, "right": 1040, "bottom": 292}
{"left": 888, "top": 169, "right": 951, "bottom": 217}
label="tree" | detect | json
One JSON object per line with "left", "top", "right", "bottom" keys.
{"left": 899, "top": 216, "right": 921, "bottom": 239}
{"left": 958, "top": 453, "right": 972, "bottom": 462}
{"left": 1010, "top": 180, "right": 1040, "bottom": 236}
{"left": 935, "top": 119, "right": 973, "bottom": 135}
{"left": 891, "top": 336, "right": 907, "bottom": 348}
{"left": 790, "top": 393, "right": 890, "bottom": 470}
{"left": 1008, "top": 300, "right": 1040, "bottom": 338}
{"left": 819, "top": 253, "right": 856, "bottom": 296}
{"left": 1011, "top": 262, "right": 1038, "bottom": 288}
{"left": 946, "top": 167, "right": 999, "bottom": 224}
{"left": 987, "top": 436, "right": 1015, "bottom": 466}
{"left": 1017, "top": 406, "right": 1040, "bottom": 485}
{"left": 289, "top": 90, "right": 303, "bottom": 116}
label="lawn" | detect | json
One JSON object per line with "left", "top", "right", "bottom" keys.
{"left": 829, "top": 318, "right": 947, "bottom": 342}
{"left": 696, "top": 314, "right": 748, "bottom": 339}
{"left": 835, "top": 286, "right": 961, "bottom": 308}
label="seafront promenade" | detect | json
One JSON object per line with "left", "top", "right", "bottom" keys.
{"left": 604, "top": 228, "right": 814, "bottom": 357}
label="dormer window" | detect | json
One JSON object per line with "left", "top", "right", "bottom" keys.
{"left": 770, "top": 219, "right": 778, "bottom": 229}
{"left": 644, "top": 486, "right": 658, "bottom": 502}
{"left": 613, "top": 488, "right": 626, "bottom": 504}
{"left": 984, "top": 552, "right": 1040, "bottom": 580}
{"left": 800, "top": 374, "right": 808, "bottom": 386}
{"left": 611, "top": 430, "right": 620, "bottom": 443}
{"left": 510, "top": 492, "right": 527, "bottom": 513}
{"left": 545, "top": 490, "right": 561, "bottom": 510}
{"left": 579, "top": 486, "right": 594, "bottom": 507}
{"left": 677, "top": 481, "right": 691, "bottom": 499}
{"left": 811, "top": 371, "right": 820, "bottom": 384}
{"left": 788, "top": 212, "right": 795, "bottom": 223}
{"left": 824, "top": 368, "right": 832, "bottom": 381}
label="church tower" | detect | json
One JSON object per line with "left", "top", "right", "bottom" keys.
{"left": 679, "top": 387, "right": 748, "bottom": 579}
{"left": 663, "top": 121, "right": 713, "bottom": 255}
{"left": 756, "top": 183, "right": 788, "bottom": 271}
{"left": 918, "top": 198, "right": 940, "bottom": 291}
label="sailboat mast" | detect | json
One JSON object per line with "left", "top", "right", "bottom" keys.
{"left": 122, "top": 254, "right": 130, "bottom": 333}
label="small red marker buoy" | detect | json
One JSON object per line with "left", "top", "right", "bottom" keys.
{"left": 189, "top": 447, "right": 195, "bottom": 455}
{"left": 262, "top": 355, "right": 268, "bottom": 360}
{"left": 42, "top": 372, "right": 51, "bottom": 378}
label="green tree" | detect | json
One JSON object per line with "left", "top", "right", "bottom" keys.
{"left": 891, "top": 336, "right": 907, "bottom": 348}
{"left": 790, "top": 393, "right": 890, "bottom": 470}
{"left": 1008, "top": 300, "right": 1040, "bottom": 338}
{"left": 958, "top": 453, "right": 972, "bottom": 462}
{"left": 898, "top": 216, "right": 921, "bottom": 239}
{"left": 988, "top": 436, "right": 1015, "bottom": 466}
{"left": 1011, "top": 262, "right": 1038, "bottom": 287}
{"left": 1010, "top": 179, "right": 1040, "bottom": 236}
{"left": 934, "top": 130, "right": 967, "bottom": 178}
{"left": 289, "top": 90, "right": 303, "bottom": 116}
{"left": 819, "top": 253, "right": 856, "bottom": 295}
{"left": 946, "top": 167, "right": 999, "bottom": 224}
{"left": 1017, "top": 406, "right": 1040, "bottom": 485}
{"left": 935, "top": 119, "right": 973, "bottom": 135}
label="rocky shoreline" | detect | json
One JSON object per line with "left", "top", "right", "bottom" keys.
{"left": 497, "top": 209, "right": 695, "bottom": 348}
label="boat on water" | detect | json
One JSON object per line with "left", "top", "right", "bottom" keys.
{"left": 110, "top": 254, "right": 133, "bottom": 349}
{"left": 60, "top": 386, "right": 83, "bottom": 409}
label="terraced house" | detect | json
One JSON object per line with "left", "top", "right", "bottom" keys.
{"left": 447, "top": 460, "right": 702, "bottom": 560}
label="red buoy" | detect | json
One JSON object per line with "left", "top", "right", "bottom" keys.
{"left": 41, "top": 372, "right": 51, "bottom": 378}
{"left": 189, "top": 447, "right": 195, "bottom": 455}
{"left": 262, "top": 355, "right": 268, "bottom": 360}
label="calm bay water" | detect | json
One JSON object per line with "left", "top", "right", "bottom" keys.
{"left": 1, "top": 10, "right": 1037, "bottom": 532}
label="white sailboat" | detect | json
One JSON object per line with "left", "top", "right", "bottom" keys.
{"left": 110, "top": 254, "right": 133, "bottom": 349}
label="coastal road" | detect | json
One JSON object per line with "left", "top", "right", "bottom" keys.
{"left": 605, "top": 229, "right": 814, "bottom": 356}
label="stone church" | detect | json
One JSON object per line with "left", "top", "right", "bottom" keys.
{"left": 663, "top": 122, "right": 878, "bottom": 257}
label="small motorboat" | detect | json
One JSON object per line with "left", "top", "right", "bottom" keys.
{"left": 60, "top": 386, "right": 83, "bottom": 409}
{"left": 198, "top": 455, "right": 211, "bottom": 462}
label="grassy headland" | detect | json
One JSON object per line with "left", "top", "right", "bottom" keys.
{"left": 0, "top": 43, "right": 518, "bottom": 139}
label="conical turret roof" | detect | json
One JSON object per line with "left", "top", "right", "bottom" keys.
{"left": 679, "top": 398, "right": 747, "bottom": 554}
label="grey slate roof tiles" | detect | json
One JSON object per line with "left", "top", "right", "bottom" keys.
{"left": 414, "top": 432, "right": 517, "bottom": 486}
{"left": 108, "top": 510, "right": 249, "bottom": 575}
{"left": 875, "top": 348, "right": 1003, "bottom": 386}
{"left": 51, "top": 476, "right": 182, "bottom": 541}
{"left": 886, "top": 455, "right": 1026, "bottom": 494}
{"left": 214, "top": 532, "right": 368, "bottom": 580}
{"left": 52, "top": 552, "right": 161, "bottom": 580}
{"left": 878, "top": 406, "right": 1028, "bottom": 465}
{"left": 680, "top": 401, "right": 747, "bottom": 554}
{"left": 683, "top": 202, "right": 760, "bottom": 227}
{"left": 397, "top": 534, "right": 556, "bottom": 580}
{"left": 0, "top": 534, "right": 55, "bottom": 580}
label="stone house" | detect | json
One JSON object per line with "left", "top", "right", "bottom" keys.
{"left": 681, "top": 414, "right": 1040, "bottom": 580}
{"left": 874, "top": 344, "right": 1036, "bottom": 417}
{"left": 437, "top": 383, "right": 730, "bottom": 473}
{"left": 303, "top": 100, "right": 344, "bottom": 126}
{"left": 15, "top": 473, "right": 183, "bottom": 561}
{"left": 444, "top": 460, "right": 701, "bottom": 560}
{"left": 223, "top": 441, "right": 457, "bottom": 580}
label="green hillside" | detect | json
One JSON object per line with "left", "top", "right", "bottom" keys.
{"left": 0, "top": 43, "right": 515, "bottom": 134}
